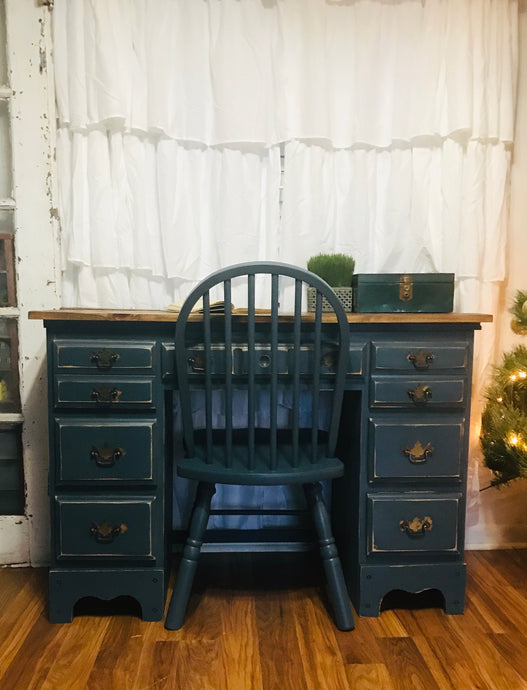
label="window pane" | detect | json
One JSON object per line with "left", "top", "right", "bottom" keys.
{"left": 0, "top": 1, "right": 7, "bottom": 87}
{"left": 0, "top": 427, "right": 24, "bottom": 515}
{"left": 0, "top": 319, "right": 19, "bottom": 411}
{"left": 0, "top": 99, "right": 12, "bottom": 198}
{"left": 0, "top": 234, "right": 15, "bottom": 306}
{"left": 0, "top": 209, "right": 14, "bottom": 234}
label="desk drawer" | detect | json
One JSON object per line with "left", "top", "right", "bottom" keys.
{"left": 293, "top": 343, "right": 366, "bottom": 377}
{"left": 161, "top": 342, "right": 367, "bottom": 380}
{"left": 372, "top": 342, "right": 468, "bottom": 372}
{"left": 370, "top": 377, "right": 465, "bottom": 408}
{"left": 54, "top": 376, "right": 154, "bottom": 408}
{"left": 55, "top": 496, "right": 155, "bottom": 561}
{"left": 55, "top": 417, "right": 155, "bottom": 483}
{"left": 367, "top": 493, "right": 462, "bottom": 555}
{"left": 368, "top": 417, "right": 464, "bottom": 481}
{"left": 54, "top": 339, "right": 155, "bottom": 372}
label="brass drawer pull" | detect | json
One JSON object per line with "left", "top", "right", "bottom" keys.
{"left": 403, "top": 441, "right": 434, "bottom": 464}
{"left": 187, "top": 355, "right": 205, "bottom": 372}
{"left": 407, "top": 384, "right": 432, "bottom": 403}
{"left": 90, "top": 349, "right": 120, "bottom": 369}
{"left": 399, "top": 516, "right": 433, "bottom": 536}
{"left": 407, "top": 350, "right": 435, "bottom": 370}
{"left": 90, "top": 444, "right": 125, "bottom": 468}
{"left": 321, "top": 352, "right": 337, "bottom": 370}
{"left": 91, "top": 386, "right": 122, "bottom": 403}
{"left": 90, "top": 520, "right": 128, "bottom": 544}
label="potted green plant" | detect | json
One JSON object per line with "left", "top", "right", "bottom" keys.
{"left": 306, "top": 252, "right": 355, "bottom": 312}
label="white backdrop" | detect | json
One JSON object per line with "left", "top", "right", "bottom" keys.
{"left": 52, "top": 0, "right": 520, "bottom": 537}
{"left": 53, "top": 0, "right": 518, "bottom": 314}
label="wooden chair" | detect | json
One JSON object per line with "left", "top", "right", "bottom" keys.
{"left": 165, "top": 261, "right": 354, "bottom": 631}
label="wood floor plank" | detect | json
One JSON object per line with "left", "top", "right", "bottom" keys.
{"left": 335, "top": 618, "right": 385, "bottom": 665}
{"left": 463, "top": 631, "right": 527, "bottom": 690}
{"left": 291, "top": 592, "right": 351, "bottom": 690}
{"left": 2, "top": 551, "right": 527, "bottom": 689}
{"left": 254, "top": 590, "right": 309, "bottom": 690}
{"left": 376, "top": 637, "right": 440, "bottom": 690}
{"left": 411, "top": 634, "right": 462, "bottom": 689}
{"left": 86, "top": 614, "right": 146, "bottom": 689}
{"left": 0, "top": 572, "right": 46, "bottom": 683}
{"left": 0, "top": 566, "right": 36, "bottom": 609}
{"left": 507, "top": 546, "right": 527, "bottom": 575}
{"left": 220, "top": 593, "right": 264, "bottom": 690}
{"left": 465, "top": 556, "right": 527, "bottom": 634}
{"left": 40, "top": 616, "right": 111, "bottom": 689}
{"left": 357, "top": 609, "right": 409, "bottom": 639}
{"left": 345, "top": 663, "right": 395, "bottom": 690}
{"left": 143, "top": 639, "right": 226, "bottom": 690}
{"left": 469, "top": 549, "right": 527, "bottom": 591}
{"left": 387, "top": 606, "right": 451, "bottom": 639}
{"left": 0, "top": 614, "right": 64, "bottom": 690}
{"left": 418, "top": 631, "right": 492, "bottom": 689}
{"left": 487, "top": 631, "right": 527, "bottom": 680}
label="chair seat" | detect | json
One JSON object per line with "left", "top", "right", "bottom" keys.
{"left": 177, "top": 442, "right": 344, "bottom": 485}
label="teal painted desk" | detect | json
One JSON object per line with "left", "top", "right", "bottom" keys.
{"left": 29, "top": 309, "right": 491, "bottom": 622}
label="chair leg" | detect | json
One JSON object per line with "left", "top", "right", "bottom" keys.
{"left": 304, "top": 482, "right": 354, "bottom": 631}
{"left": 165, "top": 481, "right": 216, "bottom": 630}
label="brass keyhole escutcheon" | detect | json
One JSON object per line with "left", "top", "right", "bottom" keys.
{"left": 259, "top": 354, "right": 271, "bottom": 368}
{"left": 399, "top": 274, "right": 413, "bottom": 302}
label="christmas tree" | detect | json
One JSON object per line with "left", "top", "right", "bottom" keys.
{"left": 480, "top": 290, "right": 527, "bottom": 487}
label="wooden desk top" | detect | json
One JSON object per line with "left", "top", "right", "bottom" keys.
{"left": 28, "top": 308, "right": 493, "bottom": 324}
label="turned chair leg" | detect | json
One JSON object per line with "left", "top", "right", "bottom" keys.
{"left": 165, "top": 481, "right": 216, "bottom": 630}
{"left": 304, "top": 482, "right": 354, "bottom": 631}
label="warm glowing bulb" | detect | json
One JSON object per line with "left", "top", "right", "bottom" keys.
{"left": 497, "top": 396, "right": 503, "bottom": 403}
{"left": 520, "top": 371, "right": 527, "bottom": 379}
{"left": 510, "top": 374, "right": 517, "bottom": 381}
{"left": 509, "top": 434, "right": 519, "bottom": 446}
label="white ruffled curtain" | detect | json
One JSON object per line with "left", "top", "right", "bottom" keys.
{"left": 53, "top": 0, "right": 518, "bottom": 532}
{"left": 54, "top": 0, "right": 518, "bottom": 313}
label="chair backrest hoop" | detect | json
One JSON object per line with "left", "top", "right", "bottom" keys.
{"left": 175, "top": 261, "right": 350, "bottom": 468}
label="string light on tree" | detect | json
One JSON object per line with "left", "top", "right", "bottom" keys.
{"left": 481, "top": 291, "right": 527, "bottom": 487}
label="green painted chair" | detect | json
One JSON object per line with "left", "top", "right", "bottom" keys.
{"left": 165, "top": 262, "right": 354, "bottom": 631}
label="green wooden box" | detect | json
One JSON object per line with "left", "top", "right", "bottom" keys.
{"left": 351, "top": 273, "right": 454, "bottom": 313}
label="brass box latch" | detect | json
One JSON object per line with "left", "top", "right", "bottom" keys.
{"left": 399, "top": 274, "right": 413, "bottom": 301}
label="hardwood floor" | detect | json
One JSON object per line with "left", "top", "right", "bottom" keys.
{"left": 1, "top": 550, "right": 527, "bottom": 689}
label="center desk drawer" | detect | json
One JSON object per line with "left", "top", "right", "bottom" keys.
{"left": 54, "top": 376, "right": 154, "bottom": 408}
{"left": 53, "top": 339, "right": 155, "bottom": 371}
{"left": 370, "top": 376, "right": 465, "bottom": 408}
{"left": 161, "top": 342, "right": 367, "bottom": 380}
{"left": 367, "top": 493, "right": 462, "bottom": 555}
{"left": 55, "top": 418, "right": 155, "bottom": 483}
{"left": 55, "top": 495, "right": 156, "bottom": 561}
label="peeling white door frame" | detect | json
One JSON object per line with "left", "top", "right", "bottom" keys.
{"left": 1, "top": 0, "right": 61, "bottom": 565}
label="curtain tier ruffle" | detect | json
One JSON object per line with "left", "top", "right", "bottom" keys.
{"left": 54, "top": 0, "right": 517, "bottom": 148}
